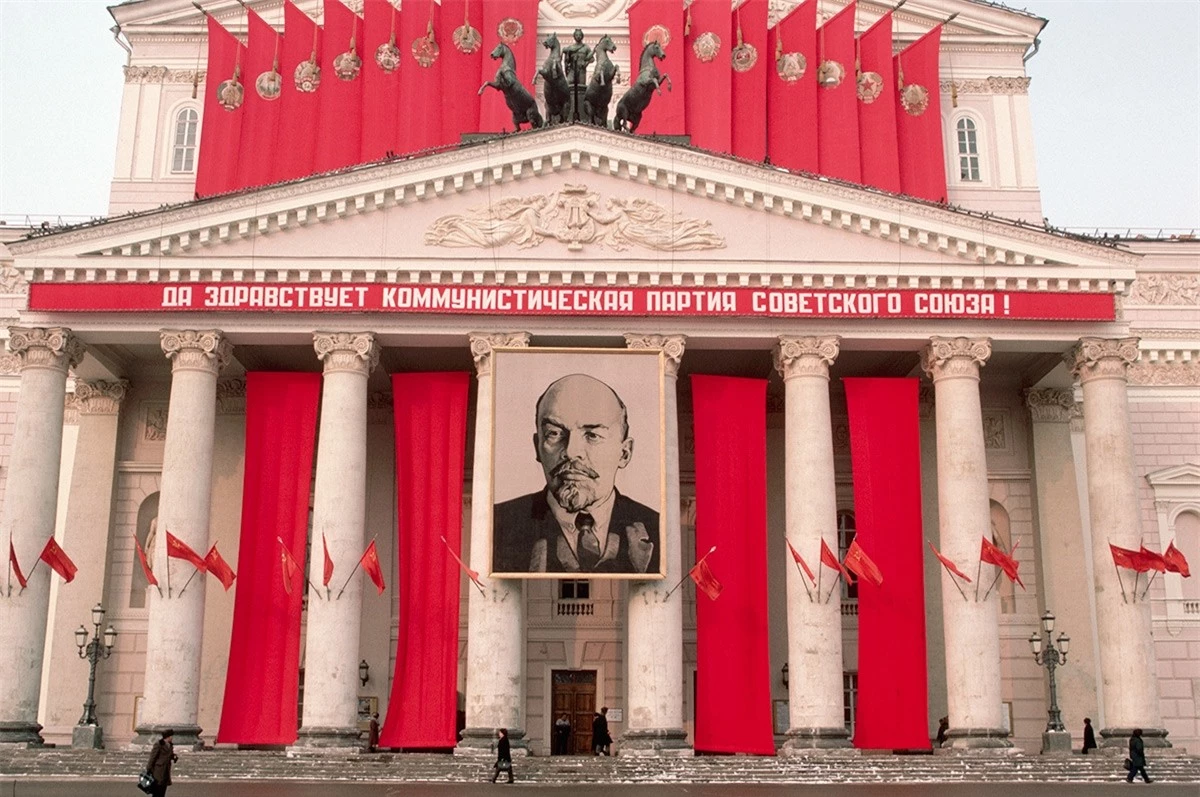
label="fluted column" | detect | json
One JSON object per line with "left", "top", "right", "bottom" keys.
{"left": 296, "top": 332, "right": 379, "bottom": 747}
{"left": 620, "top": 333, "right": 689, "bottom": 755}
{"left": 0, "top": 328, "right": 85, "bottom": 745}
{"left": 136, "top": 330, "right": 231, "bottom": 748}
{"left": 458, "top": 332, "right": 530, "bottom": 755}
{"left": 774, "top": 336, "right": 851, "bottom": 752}
{"left": 1069, "top": 338, "right": 1169, "bottom": 749}
{"left": 921, "top": 337, "right": 1011, "bottom": 749}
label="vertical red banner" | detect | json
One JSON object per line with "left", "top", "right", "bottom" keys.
{"left": 217, "top": 372, "right": 321, "bottom": 745}
{"left": 843, "top": 378, "right": 929, "bottom": 750}
{"left": 479, "top": 0, "right": 540, "bottom": 133}
{"left": 195, "top": 15, "right": 246, "bottom": 198}
{"left": 690, "top": 375, "right": 774, "bottom": 755}
{"left": 730, "top": 0, "right": 768, "bottom": 161}
{"left": 767, "top": 0, "right": 817, "bottom": 173}
{"left": 362, "top": 0, "right": 402, "bottom": 163}
{"left": 684, "top": 0, "right": 733, "bottom": 153}
{"left": 626, "top": 0, "right": 686, "bottom": 135}
{"left": 379, "top": 372, "right": 470, "bottom": 749}
{"left": 238, "top": 10, "right": 284, "bottom": 191}
{"left": 438, "top": 0, "right": 483, "bottom": 145}
{"left": 275, "top": 1, "right": 322, "bottom": 183}
{"left": 856, "top": 11, "right": 900, "bottom": 193}
{"left": 394, "top": 0, "right": 444, "bottom": 155}
{"left": 895, "top": 25, "right": 947, "bottom": 203}
{"left": 314, "top": 0, "right": 363, "bottom": 173}
{"left": 816, "top": 1, "right": 860, "bottom": 183}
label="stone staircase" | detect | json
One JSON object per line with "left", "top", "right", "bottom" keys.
{"left": 2, "top": 748, "right": 1199, "bottom": 784}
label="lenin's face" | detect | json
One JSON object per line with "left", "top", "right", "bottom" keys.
{"left": 534, "top": 374, "right": 633, "bottom": 513}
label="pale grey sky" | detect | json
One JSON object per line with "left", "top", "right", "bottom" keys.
{"left": 1, "top": 0, "right": 1197, "bottom": 230}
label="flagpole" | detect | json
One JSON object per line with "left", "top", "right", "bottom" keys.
{"left": 979, "top": 569, "right": 1004, "bottom": 603}
{"left": 973, "top": 551, "right": 982, "bottom": 602}
{"left": 1139, "top": 570, "right": 1159, "bottom": 602}
{"left": 177, "top": 566, "right": 201, "bottom": 597}
{"left": 790, "top": 559, "right": 814, "bottom": 603}
{"left": 664, "top": 545, "right": 716, "bottom": 601}
{"left": 816, "top": 543, "right": 823, "bottom": 601}
{"left": 943, "top": 564, "right": 969, "bottom": 602}
{"left": 823, "top": 571, "right": 842, "bottom": 605}
{"left": 5, "top": 531, "right": 11, "bottom": 597}
{"left": 441, "top": 536, "right": 486, "bottom": 596}
{"left": 337, "top": 535, "right": 377, "bottom": 600}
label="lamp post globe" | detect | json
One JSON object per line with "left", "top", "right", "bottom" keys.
{"left": 73, "top": 604, "right": 117, "bottom": 749}
{"left": 1030, "top": 609, "right": 1070, "bottom": 754}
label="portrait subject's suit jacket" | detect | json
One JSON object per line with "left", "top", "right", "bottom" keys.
{"left": 492, "top": 489, "right": 660, "bottom": 575}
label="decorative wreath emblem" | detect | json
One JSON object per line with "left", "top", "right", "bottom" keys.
{"left": 217, "top": 75, "right": 244, "bottom": 111}
{"left": 817, "top": 59, "right": 844, "bottom": 89}
{"left": 731, "top": 42, "right": 758, "bottom": 72}
{"left": 294, "top": 58, "right": 321, "bottom": 92}
{"left": 255, "top": 69, "right": 281, "bottom": 101}
{"left": 497, "top": 18, "right": 524, "bottom": 45}
{"left": 453, "top": 23, "right": 482, "bottom": 54}
{"left": 333, "top": 49, "right": 363, "bottom": 81}
{"left": 900, "top": 83, "right": 930, "bottom": 115}
{"left": 375, "top": 40, "right": 401, "bottom": 73}
{"left": 643, "top": 24, "right": 671, "bottom": 48}
{"left": 775, "top": 52, "right": 806, "bottom": 82}
{"left": 412, "top": 35, "right": 439, "bottom": 68}
{"left": 692, "top": 31, "right": 721, "bottom": 63}
{"left": 856, "top": 70, "right": 883, "bottom": 103}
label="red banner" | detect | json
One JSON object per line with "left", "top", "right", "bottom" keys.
{"left": 438, "top": 0, "right": 483, "bottom": 146}
{"left": 239, "top": 10, "right": 284, "bottom": 191}
{"left": 314, "top": 0, "right": 364, "bottom": 173}
{"left": 817, "top": 1, "right": 860, "bottom": 183}
{"left": 626, "top": 0, "right": 686, "bottom": 135}
{"left": 395, "top": 0, "right": 443, "bottom": 155}
{"left": 28, "top": 282, "right": 1117, "bottom": 321}
{"left": 479, "top": 0, "right": 539, "bottom": 132}
{"left": 275, "top": 1, "right": 322, "bottom": 183}
{"left": 730, "top": 0, "right": 768, "bottom": 162}
{"left": 767, "top": 0, "right": 817, "bottom": 173}
{"left": 362, "top": 0, "right": 402, "bottom": 163}
{"left": 379, "top": 372, "right": 469, "bottom": 749}
{"left": 895, "top": 25, "right": 947, "bottom": 203}
{"left": 684, "top": 0, "right": 733, "bottom": 154}
{"left": 691, "top": 375, "right": 773, "bottom": 755}
{"left": 844, "top": 377, "right": 929, "bottom": 750}
{"left": 196, "top": 15, "right": 247, "bottom": 198}
{"left": 857, "top": 11, "right": 900, "bottom": 194}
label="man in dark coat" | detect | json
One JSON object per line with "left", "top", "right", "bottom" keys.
{"left": 145, "top": 728, "right": 177, "bottom": 797}
{"left": 1082, "top": 717, "right": 1097, "bottom": 754}
{"left": 493, "top": 374, "right": 659, "bottom": 575}
{"left": 1127, "top": 727, "right": 1152, "bottom": 783}
{"left": 592, "top": 707, "right": 611, "bottom": 756}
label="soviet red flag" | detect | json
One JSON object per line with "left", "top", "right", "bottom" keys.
{"left": 133, "top": 533, "right": 158, "bottom": 587}
{"left": 278, "top": 536, "right": 302, "bottom": 595}
{"left": 1110, "top": 542, "right": 1147, "bottom": 573}
{"left": 786, "top": 538, "right": 816, "bottom": 584}
{"left": 40, "top": 537, "right": 78, "bottom": 584}
{"left": 9, "top": 539, "right": 28, "bottom": 589}
{"left": 359, "top": 539, "right": 386, "bottom": 595}
{"left": 322, "top": 533, "right": 335, "bottom": 587}
{"left": 205, "top": 544, "right": 237, "bottom": 591}
{"left": 820, "top": 537, "right": 853, "bottom": 583}
{"left": 1138, "top": 545, "right": 1168, "bottom": 573}
{"left": 689, "top": 558, "right": 723, "bottom": 601}
{"left": 166, "top": 531, "right": 208, "bottom": 573}
{"left": 442, "top": 535, "right": 484, "bottom": 591}
{"left": 844, "top": 539, "right": 883, "bottom": 587}
{"left": 980, "top": 536, "right": 1023, "bottom": 589}
{"left": 927, "top": 540, "right": 971, "bottom": 583}
{"left": 1164, "top": 540, "right": 1192, "bottom": 578}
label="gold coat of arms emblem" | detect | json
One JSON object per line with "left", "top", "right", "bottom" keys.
{"left": 900, "top": 83, "right": 929, "bottom": 115}
{"left": 294, "top": 58, "right": 321, "bottom": 93}
{"left": 731, "top": 42, "right": 758, "bottom": 72}
{"left": 334, "top": 48, "right": 363, "bottom": 81}
{"left": 643, "top": 24, "right": 671, "bottom": 48}
{"left": 856, "top": 70, "right": 883, "bottom": 103}
{"left": 497, "top": 18, "right": 524, "bottom": 45}
{"left": 375, "top": 39, "right": 401, "bottom": 73}
{"left": 255, "top": 69, "right": 282, "bottom": 101}
{"left": 775, "top": 51, "right": 806, "bottom": 82}
{"left": 217, "top": 71, "right": 244, "bottom": 111}
{"left": 692, "top": 31, "right": 721, "bottom": 63}
{"left": 412, "top": 34, "right": 439, "bottom": 68}
{"left": 454, "top": 24, "right": 482, "bottom": 54}
{"left": 817, "top": 59, "right": 844, "bottom": 88}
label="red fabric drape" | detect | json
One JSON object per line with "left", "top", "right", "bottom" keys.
{"left": 626, "top": 0, "right": 686, "bottom": 135}
{"left": 816, "top": 1, "right": 860, "bottom": 183}
{"left": 895, "top": 25, "right": 947, "bottom": 203}
{"left": 856, "top": 12, "right": 900, "bottom": 193}
{"left": 361, "top": 0, "right": 402, "bottom": 162}
{"left": 379, "top": 372, "right": 470, "bottom": 749}
{"left": 217, "top": 372, "right": 321, "bottom": 745}
{"left": 730, "top": 0, "right": 768, "bottom": 162}
{"left": 690, "top": 375, "right": 774, "bottom": 755}
{"left": 313, "top": 0, "right": 363, "bottom": 173}
{"left": 394, "top": 0, "right": 444, "bottom": 155}
{"left": 684, "top": 0, "right": 732, "bottom": 154}
{"left": 843, "top": 378, "right": 929, "bottom": 750}
{"left": 479, "top": 0, "right": 540, "bottom": 132}
{"left": 238, "top": 10, "right": 283, "bottom": 191}
{"left": 274, "top": 1, "right": 322, "bottom": 183}
{"left": 767, "top": 0, "right": 817, "bottom": 173}
{"left": 438, "top": 0, "right": 483, "bottom": 145}
{"left": 196, "top": 15, "right": 246, "bottom": 198}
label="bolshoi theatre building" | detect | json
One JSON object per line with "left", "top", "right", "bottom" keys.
{"left": 0, "top": 0, "right": 1197, "bottom": 758}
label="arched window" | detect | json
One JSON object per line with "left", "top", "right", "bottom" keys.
{"left": 838, "top": 510, "right": 857, "bottom": 600}
{"left": 956, "top": 117, "right": 981, "bottom": 182}
{"left": 171, "top": 108, "right": 199, "bottom": 173}
{"left": 1175, "top": 511, "right": 1200, "bottom": 605}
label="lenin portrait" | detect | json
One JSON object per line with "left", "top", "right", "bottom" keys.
{"left": 491, "top": 348, "right": 666, "bottom": 579}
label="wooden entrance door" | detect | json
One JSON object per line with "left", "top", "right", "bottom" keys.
{"left": 551, "top": 670, "right": 596, "bottom": 755}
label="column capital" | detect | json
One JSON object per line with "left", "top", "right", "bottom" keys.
{"left": 920, "top": 337, "right": 991, "bottom": 382}
{"left": 160, "top": 330, "right": 232, "bottom": 375}
{"left": 313, "top": 331, "right": 379, "bottom": 375}
{"left": 74, "top": 379, "right": 129, "bottom": 415}
{"left": 7, "top": 327, "right": 86, "bottom": 374}
{"left": 1024, "top": 387, "right": 1076, "bottom": 423}
{"left": 624, "top": 334, "right": 686, "bottom": 377}
{"left": 773, "top": 336, "right": 840, "bottom": 381}
{"left": 1067, "top": 337, "right": 1140, "bottom": 384}
{"left": 469, "top": 332, "right": 530, "bottom": 377}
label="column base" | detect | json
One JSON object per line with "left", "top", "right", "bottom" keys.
{"left": 0, "top": 721, "right": 45, "bottom": 746}
{"left": 72, "top": 724, "right": 105, "bottom": 749}
{"left": 291, "top": 726, "right": 363, "bottom": 750}
{"left": 1100, "top": 727, "right": 1171, "bottom": 749}
{"left": 1040, "top": 730, "right": 1072, "bottom": 755}
{"left": 617, "top": 728, "right": 691, "bottom": 757}
{"left": 133, "top": 723, "right": 204, "bottom": 750}
{"left": 455, "top": 727, "right": 528, "bottom": 756}
{"left": 779, "top": 727, "right": 854, "bottom": 753}
{"left": 942, "top": 727, "right": 1014, "bottom": 750}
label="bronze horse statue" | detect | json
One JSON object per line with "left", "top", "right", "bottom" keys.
{"left": 537, "top": 32, "right": 571, "bottom": 125}
{"left": 479, "top": 42, "right": 543, "bottom": 131}
{"left": 583, "top": 34, "right": 618, "bottom": 127}
{"left": 614, "top": 40, "right": 671, "bottom": 134}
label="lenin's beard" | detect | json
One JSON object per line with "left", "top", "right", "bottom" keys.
{"left": 548, "top": 461, "right": 601, "bottom": 513}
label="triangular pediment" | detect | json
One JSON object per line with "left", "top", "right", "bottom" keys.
{"left": 1146, "top": 463, "right": 1200, "bottom": 489}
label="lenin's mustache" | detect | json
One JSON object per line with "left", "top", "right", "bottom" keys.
{"left": 551, "top": 461, "right": 599, "bottom": 481}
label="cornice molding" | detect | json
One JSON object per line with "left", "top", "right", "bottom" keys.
{"left": 941, "top": 77, "right": 1031, "bottom": 95}
{"left": 123, "top": 65, "right": 205, "bottom": 84}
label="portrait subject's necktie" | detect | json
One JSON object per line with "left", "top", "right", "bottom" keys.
{"left": 575, "top": 511, "right": 600, "bottom": 570}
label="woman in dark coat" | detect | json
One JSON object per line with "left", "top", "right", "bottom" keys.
{"left": 491, "top": 727, "right": 514, "bottom": 783}
{"left": 146, "top": 728, "right": 177, "bottom": 797}
{"left": 1082, "top": 717, "right": 1097, "bottom": 754}
{"left": 1126, "top": 728, "right": 1152, "bottom": 783}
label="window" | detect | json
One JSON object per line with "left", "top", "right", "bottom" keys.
{"left": 843, "top": 671, "right": 858, "bottom": 735}
{"left": 837, "top": 510, "right": 857, "bottom": 600}
{"left": 171, "top": 108, "right": 199, "bottom": 173}
{"left": 559, "top": 579, "right": 590, "bottom": 600}
{"left": 956, "top": 117, "right": 981, "bottom": 181}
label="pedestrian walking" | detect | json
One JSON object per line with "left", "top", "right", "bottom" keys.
{"left": 144, "top": 728, "right": 177, "bottom": 797}
{"left": 491, "top": 727, "right": 514, "bottom": 783}
{"left": 1126, "top": 728, "right": 1153, "bottom": 783}
{"left": 1082, "top": 717, "right": 1097, "bottom": 754}
{"left": 936, "top": 716, "right": 949, "bottom": 747}
{"left": 592, "top": 707, "right": 612, "bottom": 755}
{"left": 365, "top": 712, "right": 380, "bottom": 752}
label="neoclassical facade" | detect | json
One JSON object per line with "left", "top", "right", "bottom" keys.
{"left": 0, "top": 0, "right": 1197, "bottom": 756}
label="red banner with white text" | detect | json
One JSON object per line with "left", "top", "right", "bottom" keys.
{"left": 767, "top": 0, "right": 817, "bottom": 173}
{"left": 626, "top": 0, "right": 686, "bottom": 135}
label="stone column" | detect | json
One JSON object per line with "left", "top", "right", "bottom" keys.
{"left": 1068, "top": 338, "right": 1169, "bottom": 749}
{"left": 1024, "top": 388, "right": 1100, "bottom": 752}
{"left": 135, "top": 330, "right": 231, "bottom": 748}
{"left": 41, "top": 380, "right": 128, "bottom": 747}
{"left": 920, "top": 337, "right": 1011, "bottom": 749}
{"left": 296, "top": 332, "right": 379, "bottom": 748}
{"left": 621, "top": 334, "right": 689, "bottom": 755}
{"left": 773, "top": 336, "right": 851, "bottom": 752}
{"left": 0, "top": 328, "right": 85, "bottom": 745}
{"left": 458, "top": 332, "right": 530, "bottom": 755}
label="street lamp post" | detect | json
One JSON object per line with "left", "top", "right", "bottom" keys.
{"left": 73, "top": 603, "right": 117, "bottom": 749}
{"left": 1029, "top": 609, "right": 1071, "bottom": 754}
